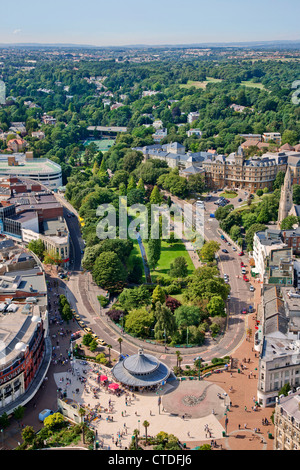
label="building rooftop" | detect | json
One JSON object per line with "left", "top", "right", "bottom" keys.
{"left": 0, "top": 155, "right": 61, "bottom": 175}
{"left": 277, "top": 392, "right": 300, "bottom": 425}
{"left": 112, "top": 349, "right": 170, "bottom": 387}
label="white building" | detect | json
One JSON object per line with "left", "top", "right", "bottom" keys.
{"left": 187, "top": 112, "right": 200, "bottom": 124}
{"left": 187, "top": 128, "right": 202, "bottom": 138}
{"left": 253, "top": 230, "right": 287, "bottom": 281}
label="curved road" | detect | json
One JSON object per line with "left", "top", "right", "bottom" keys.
{"left": 60, "top": 191, "right": 255, "bottom": 370}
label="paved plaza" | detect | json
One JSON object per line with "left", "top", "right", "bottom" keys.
{"left": 54, "top": 361, "right": 227, "bottom": 449}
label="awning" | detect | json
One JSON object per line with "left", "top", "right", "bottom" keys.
{"left": 108, "top": 383, "right": 119, "bottom": 390}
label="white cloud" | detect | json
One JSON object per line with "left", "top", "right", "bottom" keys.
{"left": 13, "top": 29, "right": 22, "bottom": 35}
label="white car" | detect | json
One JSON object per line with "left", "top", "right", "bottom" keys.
{"left": 250, "top": 285, "right": 255, "bottom": 292}
{"left": 232, "top": 246, "right": 237, "bottom": 251}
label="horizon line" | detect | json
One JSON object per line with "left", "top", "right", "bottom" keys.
{"left": 0, "top": 38, "right": 300, "bottom": 49}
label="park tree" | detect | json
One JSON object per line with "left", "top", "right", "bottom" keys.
{"left": 152, "top": 284, "right": 166, "bottom": 305}
{"left": 147, "top": 238, "right": 161, "bottom": 270}
{"left": 150, "top": 185, "right": 163, "bottom": 204}
{"left": 44, "top": 412, "right": 65, "bottom": 430}
{"left": 28, "top": 239, "right": 45, "bottom": 259}
{"left": 124, "top": 307, "right": 155, "bottom": 338}
{"left": 165, "top": 295, "right": 182, "bottom": 313}
{"left": 187, "top": 173, "right": 206, "bottom": 194}
{"left": 230, "top": 225, "right": 242, "bottom": 242}
{"left": 207, "top": 295, "right": 226, "bottom": 317}
{"left": 118, "top": 285, "right": 151, "bottom": 311}
{"left": 174, "top": 305, "right": 204, "bottom": 328}
{"left": 127, "top": 175, "right": 136, "bottom": 193}
{"left": 280, "top": 215, "right": 299, "bottom": 230}
{"left": 153, "top": 301, "right": 176, "bottom": 341}
{"left": 245, "top": 223, "right": 267, "bottom": 250}
{"left": 21, "top": 426, "right": 35, "bottom": 445}
{"left": 168, "top": 256, "right": 188, "bottom": 278}
{"left": 200, "top": 240, "right": 220, "bottom": 262}
{"left": 184, "top": 266, "right": 230, "bottom": 303}
{"left": 293, "top": 185, "right": 300, "bottom": 205}
{"left": 273, "top": 171, "right": 285, "bottom": 190}
{"left": 92, "top": 251, "right": 127, "bottom": 293}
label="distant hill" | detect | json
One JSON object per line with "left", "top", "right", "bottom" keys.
{"left": 0, "top": 40, "right": 299, "bottom": 50}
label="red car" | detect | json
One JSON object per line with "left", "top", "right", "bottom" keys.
{"left": 240, "top": 262, "right": 245, "bottom": 267}
{"left": 241, "top": 309, "right": 247, "bottom": 314}
{"left": 238, "top": 251, "right": 244, "bottom": 256}
{"left": 243, "top": 276, "right": 249, "bottom": 282}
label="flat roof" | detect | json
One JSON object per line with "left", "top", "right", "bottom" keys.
{"left": 0, "top": 155, "right": 61, "bottom": 175}
{"left": 87, "top": 126, "right": 127, "bottom": 132}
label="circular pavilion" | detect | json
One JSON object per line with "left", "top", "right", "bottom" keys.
{"left": 112, "top": 348, "right": 170, "bottom": 389}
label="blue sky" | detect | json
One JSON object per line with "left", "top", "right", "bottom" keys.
{"left": 1, "top": 0, "right": 300, "bottom": 46}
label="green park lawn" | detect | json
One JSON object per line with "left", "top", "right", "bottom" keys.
{"left": 145, "top": 239, "right": 195, "bottom": 281}
{"left": 180, "top": 77, "right": 223, "bottom": 90}
{"left": 240, "top": 80, "right": 266, "bottom": 90}
{"left": 220, "top": 191, "right": 237, "bottom": 199}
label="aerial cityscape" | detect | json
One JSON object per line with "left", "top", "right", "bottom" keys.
{"left": 0, "top": 0, "right": 300, "bottom": 458}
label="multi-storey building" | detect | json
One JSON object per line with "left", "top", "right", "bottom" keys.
{"left": 202, "top": 147, "right": 288, "bottom": 191}
{"left": 262, "top": 132, "right": 281, "bottom": 145}
{"left": 0, "top": 152, "right": 62, "bottom": 190}
{"left": 274, "top": 391, "right": 300, "bottom": 450}
{"left": 0, "top": 245, "right": 50, "bottom": 415}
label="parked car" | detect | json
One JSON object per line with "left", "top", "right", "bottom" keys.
{"left": 222, "top": 249, "right": 228, "bottom": 253}
{"left": 96, "top": 338, "right": 107, "bottom": 346}
{"left": 241, "top": 309, "right": 247, "bottom": 314}
{"left": 84, "top": 327, "right": 93, "bottom": 334}
{"left": 238, "top": 251, "right": 244, "bottom": 256}
{"left": 250, "top": 285, "right": 255, "bottom": 292}
{"left": 243, "top": 276, "right": 249, "bottom": 282}
{"left": 232, "top": 246, "right": 237, "bottom": 251}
